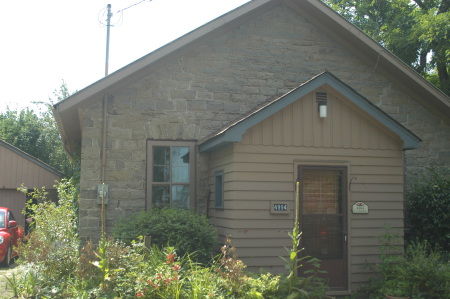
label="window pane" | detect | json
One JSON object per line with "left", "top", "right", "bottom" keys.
{"left": 172, "top": 147, "right": 189, "bottom": 165}
{"left": 153, "top": 146, "right": 170, "bottom": 182}
{"left": 0, "top": 212, "right": 4, "bottom": 228}
{"left": 153, "top": 166, "right": 170, "bottom": 182}
{"left": 152, "top": 185, "right": 170, "bottom": 208}
{"left": 215, "top": 172, "right": 223, "bottom": 208}
{"left": 172, "top": 166, "right": 189, "bottom": 183}
{"left": 303, "top": 170, "right": 341, "bottom": 214}
{"left": 172, "top": 147, "right": 189, "bottom": 183}
{"left": 172, "top": 185, "right": 189, "bottom": 209}
{"left": 153, "top": 146, "right": 170, "bottom": 165}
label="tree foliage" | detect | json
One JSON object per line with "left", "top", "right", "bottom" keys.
{"left": 406, "top": 167, "right": 450, "bottom": 251}
{"left": 0, "top": 82, "right": 77, "bottom": 176}
{"left": 323, "top": 0, "right": 450, "bottom": 95}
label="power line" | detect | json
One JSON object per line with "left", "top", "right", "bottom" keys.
{"left": 117, "top": 0, "right": 153, "bottom": 14}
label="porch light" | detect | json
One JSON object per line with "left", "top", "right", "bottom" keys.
{"left": 319, "top": 102, "right": 327, "bottom": 118}
{"left": 316, "top": 92, "right": 328, "bottom": 118}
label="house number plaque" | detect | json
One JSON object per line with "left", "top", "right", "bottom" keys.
{"left": 352, "top": 201, "right": 369, "bottom": 214}
{"left": 270, "top": 201, "right": 289, "bottom": 214}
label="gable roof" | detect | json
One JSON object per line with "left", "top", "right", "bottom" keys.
{"left": 0, "top": 139, "right": 66, "bottom": 178}
{"left": 198, "top": 72, "right": 421, "bottom": 153}
{"left": 53, "top": 0, "right": 449, "bottom": 156}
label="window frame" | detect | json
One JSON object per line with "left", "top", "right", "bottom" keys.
{"left": 146, "top": 140, "right": 196, "bottom": 210}
{"left": 214, "top": 170, "right": 224, "bottom": 209}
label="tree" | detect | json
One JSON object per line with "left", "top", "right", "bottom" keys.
{"left": 323, "top": 0, "right": 450, "bottom": 95}
{"left": 406, "top": 167, "right": 450, "bottom": 251}
{"left": 0, "top": 82, "right": 77, "bottom": 177}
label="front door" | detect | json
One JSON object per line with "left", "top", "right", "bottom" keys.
{"left": 298, "top": 165, "right": 347, "bottom": 290}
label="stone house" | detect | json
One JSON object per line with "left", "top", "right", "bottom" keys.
{"left": 53, "top": 0, "right": 450, "bottom": 294}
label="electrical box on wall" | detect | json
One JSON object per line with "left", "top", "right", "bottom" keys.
{"left": 97, "top": 184, "right": 109, "bottom": 205}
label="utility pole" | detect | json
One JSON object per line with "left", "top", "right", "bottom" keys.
{"left": 105, "top": 4, "right": 112, "bottom": 76}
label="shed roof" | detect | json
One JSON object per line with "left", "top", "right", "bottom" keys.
{"left": 0, "top": 139, "right": 66, "bottom": 178}
{"left": 198, "top": 72, "right": 421, "bottom": 153}
{"left": 53, "top": 0, "right": 449, "bottom": 156}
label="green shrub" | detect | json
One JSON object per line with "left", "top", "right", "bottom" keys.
{"left": 15, "top": 179, "right": 79, "bottom": 297}
{"left": 113, "top": 208, "right": 218, "bottom": 265}
{"left": 355, "top": 229, "right": 450, "bottom": 299}
{"left": 406, "top": 167, "right": 450, "bottom": 251}
{"left": 402, "top": 241, "right": 450, "bottom": 298}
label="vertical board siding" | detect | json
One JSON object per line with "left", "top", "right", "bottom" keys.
{"left": 241, "top": 92, "right": 401, "bottom": 151}
{"left": 208, "top": 91, "right": 405, "bottom": 290}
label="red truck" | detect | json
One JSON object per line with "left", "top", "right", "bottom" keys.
{"left": 0, "top": 207, "right": 23, "bottom": 267}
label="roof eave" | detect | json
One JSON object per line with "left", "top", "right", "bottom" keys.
{"left": 289, "top": 0, "right": 449, "bottom": 119}
{"left": 199, "top": 72, "right": 421, "bottom": 153}
{"left": 0, "top": 139, "right": 66, "bottom": 177}
{"left": 53, "top": 0, "right": 281, "bottom": 155}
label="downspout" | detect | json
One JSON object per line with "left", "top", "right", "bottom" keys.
{"left": 101, "top": 94, "right": 108, "bottom": 237}
{"left": 101, "top": 3, "right": 112, "bottom": 237}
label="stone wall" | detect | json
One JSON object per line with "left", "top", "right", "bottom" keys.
{"left": 78, "top": 3, "right": 450, "bottom": 243}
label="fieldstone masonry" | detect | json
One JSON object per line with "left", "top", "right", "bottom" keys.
{"left": 78, "top": 4, "right": 450, "bottom": 242}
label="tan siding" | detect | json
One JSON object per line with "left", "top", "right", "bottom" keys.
{"left": 0, "top": 145, "right": 61, "bottom": 189}
{"left": 209, "top": 143, "right": 404, "bottom": 284}
{"left": 226, "top": 191, "right": 293, "bottom": 201}
{"left": 217, "top": 229, "right": 293, "bottom": 240}
{"left": 0, "top": 143, "right": 62, "bottom": 228}
{"left": 210, "top": 217, "right": 294, "bottom": 229}
{"left": 242, "top": 91, "right": 402, "bottom": 150}
{"left": 208, "top": 91, "right": 405, "bottom": 287}
{"left": 0, "top": 190, "right": 26, "bottom": 227}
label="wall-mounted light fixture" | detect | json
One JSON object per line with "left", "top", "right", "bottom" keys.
{"left": 316, "top": 92, "right": 328, "bottom": 118}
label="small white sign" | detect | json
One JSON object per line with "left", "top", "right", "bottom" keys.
{"left": 352, "top": 201, "right": 368, "bottom": 214}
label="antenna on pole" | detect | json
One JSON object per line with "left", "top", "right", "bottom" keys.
{"left": 105, "top": 4, "right": 112, "bottom": 76}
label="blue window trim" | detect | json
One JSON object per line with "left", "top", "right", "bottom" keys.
{"left": 214, "top": 170, "right": 224, "bottom": 209}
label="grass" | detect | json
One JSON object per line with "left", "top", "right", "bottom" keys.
{"left": 0, "top": 262, "right": 21, "bottom": 299}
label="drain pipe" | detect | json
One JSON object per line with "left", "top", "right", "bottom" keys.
{"left": 100, "top": 93, "right": 108, "bottom": 237}
{"left": 100, "top": 4, "right": 112, "bottom": 237}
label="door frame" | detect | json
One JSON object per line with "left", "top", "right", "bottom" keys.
{"left": 295, "top": 162, "right": 349, "bottom": 291}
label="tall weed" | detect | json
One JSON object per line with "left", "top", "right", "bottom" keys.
{"left": 16, "top": 179, "right": 79, "bottom": 296}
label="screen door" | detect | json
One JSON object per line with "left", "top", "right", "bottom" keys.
{"left": 298, "top": 165, "right": 347, "bottom": 290}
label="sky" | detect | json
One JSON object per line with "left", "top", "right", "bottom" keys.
{"left": 0, "top": 0, "right": 250, "bottom": 112}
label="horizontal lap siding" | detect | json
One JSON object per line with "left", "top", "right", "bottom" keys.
{"left": 209, "top": 144, "right": 404, "bottom": 281}
{"left": 208, "top": 91, "right": 405, "bottom": 286}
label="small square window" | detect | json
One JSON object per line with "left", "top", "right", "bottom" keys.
{"left": 215, "top": 171, "right": 224, "bottom": 209}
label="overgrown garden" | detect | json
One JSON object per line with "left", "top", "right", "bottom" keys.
{"left": 3, "top": 167, "right": 449, "bottom": 298}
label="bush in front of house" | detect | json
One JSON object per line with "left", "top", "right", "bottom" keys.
{"left": 112, "top": 208, "right": 218, "bottom": 265}
{"left": 355, "top": 228, "right": 450, "bottom": 299}
{"left": 13, "top": 181, "right": 329, "bottom": 298}
{"left": 14, "top": 179, "right": 80, "bottom": 297}
{"left": 406, "top": 167, "right": 450, "bottom": 251}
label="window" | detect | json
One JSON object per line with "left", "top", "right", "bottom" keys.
{"left": 147, "top": 141, "right": 195, "bottom": 209}
{"left": 214, "top": 171, "right": 224, "bottom": 208}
